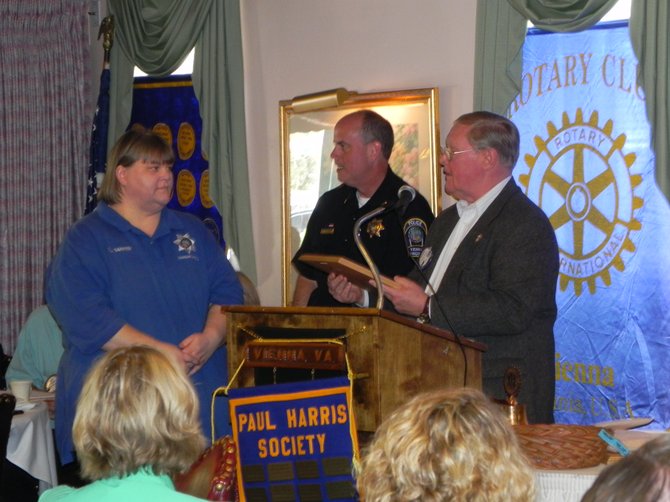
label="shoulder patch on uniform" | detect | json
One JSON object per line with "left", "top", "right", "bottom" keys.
{"left": 403, "top": 218, "right": 428, "bottom": 259}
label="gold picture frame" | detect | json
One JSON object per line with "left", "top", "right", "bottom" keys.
{"left": 280, "top": 87, "right": 441, "bottom": 305}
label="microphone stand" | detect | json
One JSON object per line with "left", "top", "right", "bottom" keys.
{"left": 353, "top": 204, "right": 387, "bottom": 309}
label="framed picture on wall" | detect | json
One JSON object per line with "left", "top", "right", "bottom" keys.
{"left": 279, "top": 87, "right": 441, "bottom": 305}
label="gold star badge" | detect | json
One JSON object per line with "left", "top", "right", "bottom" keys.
{"left": 366, "top": 218, "right": 384, "bottom": 238}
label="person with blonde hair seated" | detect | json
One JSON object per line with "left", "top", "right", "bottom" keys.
{"left": 356, "top": 387, "right": 535, "bottom": 502}
{"left": 38, "top": 346, "right": 206, "bottom": 501}
{"left": 581, "top": 433, "right": 670, "bottom": 502}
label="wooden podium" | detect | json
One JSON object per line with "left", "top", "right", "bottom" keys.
{"left": 224, "top": 306, "right": 485, "bottom": 432}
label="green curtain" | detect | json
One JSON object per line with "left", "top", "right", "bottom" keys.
{"left": 474, "top": 0, "right": 669, "bottom": 199}
{"left": 507, "top": 0, "right": 619, "bottom": 31}
{"left": 193, "top": 0, "right": 255, "bottom": 277}
{"left": 630, "top": 0, "right": 670, "bottom": 198}
{"left": 107, "top": 0, "right": 256, "bottom": 280}
{"left": 473, "top": 1, "right": 526, "bottom": 119}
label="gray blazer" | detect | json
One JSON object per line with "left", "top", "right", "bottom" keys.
{"left": 415, "top": 179, "right": 558, "bottom": 424}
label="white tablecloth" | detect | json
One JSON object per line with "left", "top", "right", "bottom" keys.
{"left": 7, "top": 400, "right": 59, "bottom": 493}
{"left": 535, "top": 465, "right": 602, "bottom": 501}
{"left": 534, "top": 430, "right": 668, "bottom": 502}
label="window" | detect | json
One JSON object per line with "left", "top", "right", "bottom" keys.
{"left": 133, "top": 48, "right": 194, "bottom": 77}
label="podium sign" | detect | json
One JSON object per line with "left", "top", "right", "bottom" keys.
{"left": 225, "top": 306, "right": 485, "bottom": 432}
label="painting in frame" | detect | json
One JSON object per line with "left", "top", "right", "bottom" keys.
{"left": 280, "top": 87, "right": 441, "bottom": 305}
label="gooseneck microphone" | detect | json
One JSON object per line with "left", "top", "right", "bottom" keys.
{"left": 351, "top": 185, "right": 417, "bottom": 310}
{"left": 353, "top": 204, "right": 387, "bottom": 309}
{"left": 393, "top": 185, "right": 416, "bottom": 216}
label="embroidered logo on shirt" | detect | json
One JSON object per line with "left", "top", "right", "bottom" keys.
{"left": 366, "top": 218, "right": 384, "bottom": 238}
{"left": 174, "top": 233, "right": 197, "bottom": 254}
{"left": 108, "top": 246, "right": 132, "bottom": 253}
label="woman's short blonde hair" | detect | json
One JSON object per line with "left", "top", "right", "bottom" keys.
{"left": 98, "top": 128, "right": 175, "bottom": 205}
{"left": 73, "top": 345, "right": 205, "bottom": 480}
{"left": 357, "top": 387, "right": 535, "bottom": 502}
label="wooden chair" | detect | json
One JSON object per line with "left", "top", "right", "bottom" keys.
{"left": 174, "top": 435, "right": 238, "bottom": 501}
{"left": 0, "top": 344, "right": 11, "bottom": 390}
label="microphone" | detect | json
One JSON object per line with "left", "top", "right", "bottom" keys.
{"left": 350, "top": 185, "right": 416, "bottom": 309}
{"left": 353, "top": 204, "right": 387, "bottom": 309}
{"left": 393, "top": 185, "right": 416, "bottom": 216}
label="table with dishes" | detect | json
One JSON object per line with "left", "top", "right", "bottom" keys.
{"left": 533, "top": 426, "right": 668, "bottom": 502}
{"left": 5, "top": 390, "right": 58, "bottom": 493}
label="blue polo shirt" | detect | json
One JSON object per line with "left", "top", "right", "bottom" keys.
{"left": 46, "top": 203, "right": 243, "bottom": 464}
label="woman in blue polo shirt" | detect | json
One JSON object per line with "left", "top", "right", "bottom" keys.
{"left": 46, "top": 129, "right": 243, "bottom": 476}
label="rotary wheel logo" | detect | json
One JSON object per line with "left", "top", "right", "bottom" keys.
{"left": 520, "top": 109, "right": 642, "bottom": 295}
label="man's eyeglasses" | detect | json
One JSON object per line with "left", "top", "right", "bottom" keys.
{"left": 441, "top": 146, "right": 475, "bottom": 161}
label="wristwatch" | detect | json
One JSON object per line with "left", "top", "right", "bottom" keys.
{"left": 417, "top": 295, "right": 431, "bottom": 324}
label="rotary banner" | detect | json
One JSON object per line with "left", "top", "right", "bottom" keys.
{"left": 228, "top": 377, "right": 359, "bottom": 501}
{"left": 509, "top": 23, "right": 670, "bottom": 428}
{"left": 129, "top": 75, "right": 226, "bottom": 247}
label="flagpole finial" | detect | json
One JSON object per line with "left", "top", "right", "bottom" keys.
{"left": 98, "top": 15, "right": 115, "bottom": 62}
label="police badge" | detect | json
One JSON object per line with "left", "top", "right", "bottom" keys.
{"left": 174, "top": 233, "right": 197, "bottom": 254}
{"left": 366, "top": 218, "right": 384, "bottom": 238}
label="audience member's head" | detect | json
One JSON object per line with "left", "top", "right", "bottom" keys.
{"left": 357, "top": 387, "right": 535, "bottom": 502}
{"left": 581, "top": 433, "right": 670, "bottom": 502}
{"left": 73, "top": 345, "right": 205, "bottom": 481}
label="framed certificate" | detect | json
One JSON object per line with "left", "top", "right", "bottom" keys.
{"left": 280, "top": 87, "right": 441, "bottom": 304}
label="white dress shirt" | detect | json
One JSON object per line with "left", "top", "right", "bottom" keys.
{"left": 425, "top": 177, "right": 511, "bottom": 314}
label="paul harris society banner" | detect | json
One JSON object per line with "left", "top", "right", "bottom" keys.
{"left": 229, "top": 377, "right": 359, "bottom": 501}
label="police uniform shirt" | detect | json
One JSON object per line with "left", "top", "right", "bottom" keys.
{"left": 293, "top": 169, "right": 434, "bottom": 306}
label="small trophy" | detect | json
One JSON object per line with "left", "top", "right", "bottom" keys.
{"left": 498, "top": 367, "right": 528, "bottom": 425}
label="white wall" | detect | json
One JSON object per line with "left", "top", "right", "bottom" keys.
{"left": 242, "top": 0, "right": 478, "bottom": 305}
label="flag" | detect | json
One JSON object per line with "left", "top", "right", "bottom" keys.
{"left": 228, "top": 377, "right": 359, "bottom": 501}
{"left": 129, "top": 75, "right": 227, "bottom": 248}
{"left": 85, "top": 63, "right": 110, "bottom": 215}
{"left": 509, "top": 23, "right": 670, "bottom": 428}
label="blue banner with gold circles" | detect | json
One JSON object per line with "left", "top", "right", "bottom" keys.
{"left": 229, "top": 377, "right": 359, "bottom": 501}
{"left": 129, "top": 75, "right": 225, "bottom": 247}
{"left": 509, "top": 22, "right": 670, "bottom": 428}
